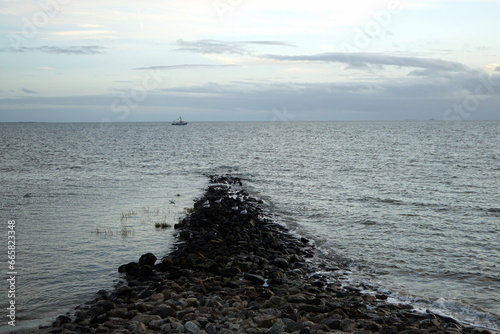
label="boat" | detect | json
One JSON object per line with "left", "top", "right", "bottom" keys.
{"left": 171, "top": 116, "right": 188, "bottom": 125}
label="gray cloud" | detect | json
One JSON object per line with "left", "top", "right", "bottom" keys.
{"left": 2, "top": 46, "right": 105, "bottom": 55}
{"left": 22, "top": 88, "right": 37, "bottom": 94}
{"left": 496, "top": 66, "right": 500, "bottom": 72}
{"left": 2, "top": 72, "right": 498, "bottom": 122}
{"left": 261, "top": 52, "right": 469, "bottom": 73}
{"left": 133, "top": 64, "right": 238, "bottom": 71}
{"left": 175, "top": 39, "right": 294, "bottom": 55}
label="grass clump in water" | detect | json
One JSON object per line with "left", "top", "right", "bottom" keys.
{"left": 155, "top": 222, "right": 171, "bottom": 229}
{"left": 121, "top": 210, "right": 137, "bottom": 221}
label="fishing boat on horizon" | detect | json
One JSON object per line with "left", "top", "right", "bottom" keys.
{"left": 172, "top": 116, "right": 188, "bottom": 125}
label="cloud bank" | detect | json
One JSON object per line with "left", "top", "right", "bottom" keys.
{"left": 260, "top": 52, "right": 469, "bottom": 73}
{"left": 1, "top": 46, "right": 105, "bottom": 55}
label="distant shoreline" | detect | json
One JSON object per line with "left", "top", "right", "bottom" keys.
{"left": 2, "top": 119, "right": 500, "bottom": 124}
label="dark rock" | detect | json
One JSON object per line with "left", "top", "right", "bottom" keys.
{"left": 298, "top": 304, "right": 328, "bottom": 313}
{"left": 271, "top": 257, "right": 289, "bottom": 269}
{"left": 52, "top": 315, "right": 72, "bottom": 327}
{"left": 184, "top": 320, "right": 201, "bottom": 333}
{"left": 340, "top": 319, "right": 356, "bottom": 332}
{"left": 138, "top": 253, "right": 157, "bottom": 266}
{"left": 193, "top": 283, "right": 208, "bottom": 294}
{"left": 225, "top": 280, "right": 241, "bottom": 289}
{"left": 115, "top": 286, "right": 134, "bottom": 297}
{"left": 118, "top": 262, "right": 140, "bottom": 275}
{"left": 139, "top": 265, "right": 154, "bottom": 277}
{"left": 254, "top": 314, "right": 276, "bottom": 328}
{"left": 151, "top": 305, "right": 177, "bottom": 318}
{"left": 282, "top": 318, "right": 303, "bottom": 332}
{"left": 244, "top": 273, "right": 266, "bottom": 285}
{"left": 268, "top": 322, "right": 284, "bottom": 334}
{"left": 205, "top": 323, "right": 216, "bottom": 334}
{"left": 380, "top": 326, "right": 400, "bottom": 334}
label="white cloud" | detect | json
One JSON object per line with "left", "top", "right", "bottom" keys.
{"left": 174, "top": 39, "right": 295, "bottom": 55}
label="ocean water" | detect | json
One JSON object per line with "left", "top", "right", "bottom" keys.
{"left": 0, "top": 121, "right": 498, "bottom": 332}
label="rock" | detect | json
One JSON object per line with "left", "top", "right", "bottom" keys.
{"left": 380, "top": 326, "right": 400, "bottom": 334}
{"left": 282, "top": 318, "right": 303, "bottom": 332}
{"left": 205, "top": 323, "right": 216, "bottom": 334}
{"left": 340, "top": 319, "right": 356, "bottom": 332}
{"left": 134, "top": 302, "right": 149, "bottom": 313}
{"left": 139, "top": 265, "right": 154, "bottom": 277}
{"left": 103, "top": 319, "right": 128, "bottom": 330}
{"left": 128, "top": 321, "right": 147, "bottom": 334}
{"left": 184, "top": 320, "right": 201, "bottom": 333}
{"left": 226, "top": 280, "right": 241, "bottom": 289}
{"left": 269, "top": 295, "right": 287, "bottom": 306}
{"left": 268, "top": 322, "right": 284, "bottom": 334}
{"left": 160, "top": 323, "right": 172, "bottom": 333}
{"left": 185, "top": 297, "right": 199, "bottom": 307}
{"left": 118, "top": 262, "right": 140, "bottom": 275}
{"left": 254, "top": 314, "right": 276, "bottom": 328}
{"left": 52, "top": 315, "right": 72, "bottom": 327}
{"left": 138, "top": 253, "right": 157, "bottom": 266}
{"left": 115, "top": 286, "right": 134, "bottom": 298}
{"left": 151, "top": 305, "right": 177, "bottom": 318}
{"left": 244, "top": 273, "right": 266, "bottom": 285}
{"left": 131, "top": 314, "right": 161, "bottom": 325}
{"left": 323, "top": 317, "right": 341, "bottom": 330}
{"left": 272, "top": 257, "right": 289, "bottom": 269}
{"left": 96, "top": 326, "right": 110, "bottom": 333}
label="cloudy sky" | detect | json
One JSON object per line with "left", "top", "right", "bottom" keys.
{"left": 1, "top": 0, "right": 499, "bottom": 122}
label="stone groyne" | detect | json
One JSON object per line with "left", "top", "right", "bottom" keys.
{"left": 44, "top": 175, "right": 490, "bottom": 334}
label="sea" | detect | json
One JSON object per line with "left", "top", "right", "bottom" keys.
{"left": 0, "top": 121, "right": 499, "bottom": 332}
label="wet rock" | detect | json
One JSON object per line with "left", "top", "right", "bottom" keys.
{"left": 115, "top": 286, "right": 134, "bottom": 298}
{"left": 244, "top": 273, "right": 266, "bottom": 285}
{"left": 118, "top": 262, "right": 140, "bottom": 276}
{"left": 52, "top": 315, "right": 72, "bottom": 327}
{"left": 271, "top": 257, "right": 289, "bottom": 269}
{"left": 138, "top": 253, "right": 157, "bottom": 266}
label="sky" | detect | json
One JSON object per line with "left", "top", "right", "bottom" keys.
{"left": 0, "top": 0, "right": 499, "bottom": 122}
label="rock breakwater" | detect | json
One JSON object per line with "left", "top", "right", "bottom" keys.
{"left": 43, "top": 175, "right": 491, "bottom": 334}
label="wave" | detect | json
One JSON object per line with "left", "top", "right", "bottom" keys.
{"left": 395, "top": 295, "right": 500, "bottom": 332}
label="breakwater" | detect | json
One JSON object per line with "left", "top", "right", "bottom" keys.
{"left": 41, "top": 175, "right": 491, "bottom": 334}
